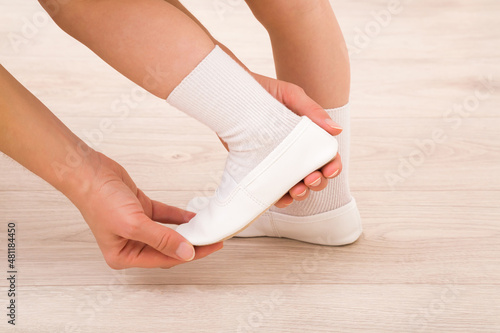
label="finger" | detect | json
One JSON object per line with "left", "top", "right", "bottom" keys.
{"left": 280, "top": 83, "right": 342, "bottom": 136}
{"left": 118, "top": 242, "right": 181, "bottom": 269}
{"left": 151, "top": 200, "right": 195, "bottom": 225}
{"left": 217, "top": 135, "right": 229, "bottom": 152}
{"left": 275, "top": 193, "right": 293, "bottom": 208}
{"left": 288, "top": 182, "right": 310, "bottom": 201}
{"left": 193, "top": 242, "right": 224, "bottom": 261}
{"left": 304, "top": 171, "right": 328, "bottom": 192}
{"left": 321, "top": 153, "right": 342, "bottom": 179}
{"left": 135, "top": 189, "right": 195, "bottom": 225}
{"left": 122, "top": 242, "right": 224, "bottom": 269}
{"left": 131, "top": 216, "right": 196, "bottom": 262}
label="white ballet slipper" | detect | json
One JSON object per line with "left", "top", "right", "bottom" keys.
{"left": 188, "top": 196, "right": 362, "bottom": 246}
{"left": 177, "top": 116, "right": 338, "bottom": 245}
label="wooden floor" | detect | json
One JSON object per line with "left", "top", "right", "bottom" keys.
{"left": 1, "top": 0, "right": 499, "bottom": 332}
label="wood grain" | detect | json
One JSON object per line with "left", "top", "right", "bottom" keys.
{"left": 8, "top": 285, "right": 500, "bottom": 333}
{"left": 0, "top": 0, "right": 499, "bottom": 332}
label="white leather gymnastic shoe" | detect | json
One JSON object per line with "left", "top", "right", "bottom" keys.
{"left": 176, "top": 116, "right": 338, "bottom": 246}
{"left": 188, "top": 197, "right": 362, "bottom": 246}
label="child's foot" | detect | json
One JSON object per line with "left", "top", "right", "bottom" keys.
{"left": 187, "top": 104, "right": 362, "bottom": 246}
{"left": 166, "top": 46, "right": 340, "bottom": 245}
{"left": 178, "top": 116, "right": 338, "bottom": 245}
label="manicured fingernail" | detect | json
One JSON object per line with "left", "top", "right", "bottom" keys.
{"left": 309, "top": 178, "right": 322, "bottom": 187}
{"left": 176, "top": 242, "right": 195, "bottom": 261}
{"left": 327, "top": 169, "right": 339, "bottom": 179}
{"left": 325, "top": 119, "right": 343, "bottom": 131}
{"left": 296, "top": 189, "right": 307, "bottom": 197}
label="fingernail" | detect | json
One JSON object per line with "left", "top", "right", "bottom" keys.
{"left": 327, "top": 169, "right": 339, "bottom": 179}
{"left": 325, "top": 119, "right": 343, "bottom": 131}
{"left": 296, "top": 189, "right": 307, "bottom": 197}
{"left": 309, "top": 178, "right": 322, "bottom": 187}
{"left": 176, "top": 242, "right": 195, "bottom": 261}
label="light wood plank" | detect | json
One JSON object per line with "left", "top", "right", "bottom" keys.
{"left": 1, "top": 118, "right": 499, "bottom": 191}
{"left": 1, "top": 190, "right": 498, "bottom": 286}
{"left": 4, "top": 285, "right": 499, "bottom": 333}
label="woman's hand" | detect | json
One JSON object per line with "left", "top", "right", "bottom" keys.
{"left": 0, "top": 65, "right": 222, "bottom": 270}
{"left": 74, "top": 152, "right": 223, "bottom": 269}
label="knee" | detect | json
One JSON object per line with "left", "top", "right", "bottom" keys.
{"left": 246, "top": 0, "right": 331, "bottom": 31}
{"left": 39, "top": 0, "right": 78, "bottom": 18}
{"left": 38, "top": 0, "right": 88, "bottom": 35}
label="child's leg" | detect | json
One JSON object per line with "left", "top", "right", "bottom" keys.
{"left": 247, "top": 0, "right": 355, "bottom": 215}
{"left": 210, "top": 0, "right": 361, "bottom": 245}
{"left": 173, "top": 0, "right": 360, "bottom": 244}
{"left": 246, "top": 0, "right": 350, "bottom": 108}
{"left": 40, "top": 0, "right": 214, "bottom": 98}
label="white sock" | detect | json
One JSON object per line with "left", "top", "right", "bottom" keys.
{"left": 167, "top": 46, "right": 301, "bottom": 183}
{"left": 270, "top": 104, "right": 352, "bottom": 216}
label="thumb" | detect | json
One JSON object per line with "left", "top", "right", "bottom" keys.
{"left": 280, "top": 83, "right": 343, "bottom": 136}
{"left": 133, "top": 216, "right": 195, "bottom": 262}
